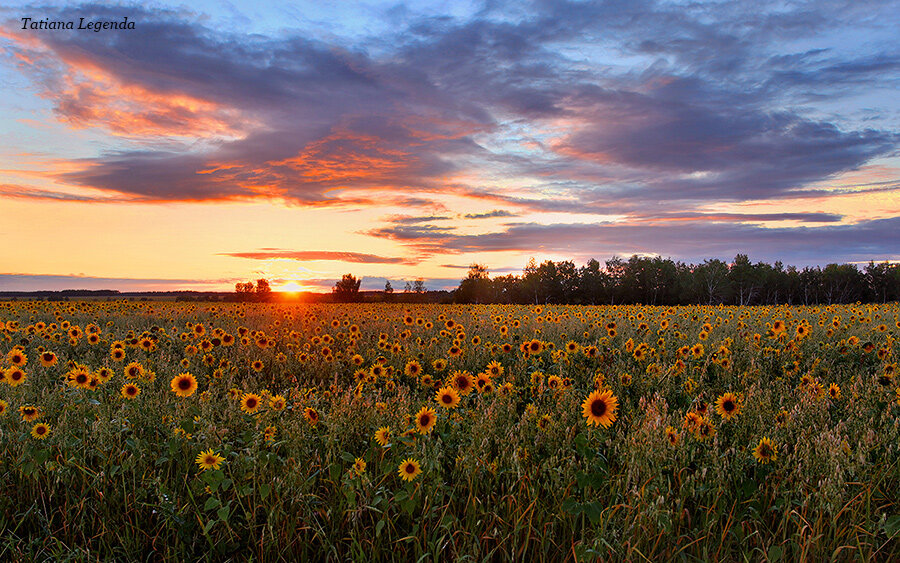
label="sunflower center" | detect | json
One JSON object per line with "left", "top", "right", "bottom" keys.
{"left": 591, "top": 399, "right": 607, "bottom": 417}
{"left": 179, "top": 378, "right": 191, "bottom": 390}
{"left": 723, "top": 400, "right": 734, "bottom": 412}
{"left": 419, "top": 414, "right": 431, "bottom": 426}
{"left": 405, "top": 465, "right": 415, "bottom": 474}
{"left": 442, "top": 395, "right": 452, "bottom": 404}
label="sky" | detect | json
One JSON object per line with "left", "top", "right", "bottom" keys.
{"left": 0, "top": 0, "right": 898, "bottom": 292}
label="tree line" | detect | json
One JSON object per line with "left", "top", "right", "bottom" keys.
{"left": 453, "top": 255, "right": 900, "bottom": 305}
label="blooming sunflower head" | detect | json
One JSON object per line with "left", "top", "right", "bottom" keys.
{"left": 170, "top": 373, "right": 198, "bottom": 398}
{"left": 581, "top": 389, "right": 619, "bottom": 428}
{"left": 398, "top": 458, "right": 421, "bottom": 482}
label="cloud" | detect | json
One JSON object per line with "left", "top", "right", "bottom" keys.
{"left": 221, "top": 249, "right": 414, "bottom": 264}
{"left": 0, "top": 273, "right": 234, "bottom": 291}
{"left": 463, "top": 209, "right": 518, "bottom": 219}
{"left": 373, "top": 217, "right": 900, "bottom": 266}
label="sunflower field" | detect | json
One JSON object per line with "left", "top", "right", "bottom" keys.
{"left": 1, "top": 300, "right": 898, "bottom": 561}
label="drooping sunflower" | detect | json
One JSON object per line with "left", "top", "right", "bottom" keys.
{"left": 170, "top": 373, "right": 198, "bottom": 398}
{"left": 414, "top": 406, "right": 437, "bottom": 434}
{"left": 303, "top": 407, "right": 320, "bottom": 426}
{"left": 195, "top": 448, "right": 225, "bottom": 471}
{"left": 581, "top": 389, "right": 619, "bottom": 428}
{"left": 715, "top": 392, "right": 741, "bottom": 421}
{"left": 434, "top": 386, "right": 460, "bottom": 409}
{"left": 752, "top": 437, "right": 777, "bottom": 464}
{"left": 30, "top": 422, "right": 51, "bottom": 440}
{"left": 374, "top": 426, "right": 391, "bottom": 447}
{"left": 398, "top": 458, "right": 422, "bottom": 482}
{"left": 241, "top": 393, "right": 262, "bottom": 414}
{"left": 121, "top": 383, "right": 141, "bottom": 400}
{"left": 0, "top": 399, "right": 7, "bottom": 415}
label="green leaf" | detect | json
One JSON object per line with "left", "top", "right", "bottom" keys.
{"left": 217, "top": 506, "right": 230, "bottom": 522}
{"left": 375, "top": 519, "right": 385, "bottom": 538}
{"left": 259, "top": 484, "right": 272, "bottom": 500}
{"left": 204, "top": 497, "right": 221, "bottom": 511}
{"left": 883, "top": 515, "right": 900, "bottom": 538}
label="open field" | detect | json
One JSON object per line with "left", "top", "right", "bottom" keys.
{"left": 1, "top": 300, "right": 898, "bottom": 561}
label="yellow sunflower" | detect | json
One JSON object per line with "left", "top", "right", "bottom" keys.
{"left": 715, "top": 392, "right": 741, "bottom": 421}
{"left": 31, "top": 422, "right": 51, "bottom": 440}
{"left": 434, "top": 386, "right": 460, "bottom": 409}
{"left": 121, "top": 383, "right": 141, "bottom": 399}
{"left": 195, "top": 448, "right": 225, "bottom": 471}
{"left": 303, "top": 407, "right": 320, "bottom": 426}
{"left": 581, "top": 389, "right": 619, "bottom": 428}
{"left": 170, "top": 373, "right": 198, "bottom": 398}
{"left": 752, "top": 437, "right": 777, "bottom": 464}
{"left": 374, "top": 426, "right": 391, "bottom": 447}
{"left": 414, "top": 406, "right": 437, "bottom": 434}
{"left": 241, "top": 393, "right": 262, "bottom": 414}
{"left": 398, "top": 458, "right": 422, "bottom": 482}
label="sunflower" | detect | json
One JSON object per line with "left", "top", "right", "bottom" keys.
{"left": 111, "top": 347, "right": 126, "bottom": 361}
{"left": 303, "top": 407, "right": 320, "bottom": 426}
{"left": 374, "top": 426, "right": 391, "bottom": 447}
{"left": 581, "top": 389, "right": 619, "bottom": 428}
{"left": 434, "top": 386, "right": 460, "bottom": 409}
{"left": 39, "top": 351, "right": 58, "bottom": 367}
{"left": 398, "top": 458, "right": 422, "bottom": 482}
{"left": 352, "top": 457, "right": 366, "bottom": 476}
{"left": 450, "top": 370, "right": 474, "bottom": 395}
{"left": 828, "top": 383, "right": 841, "bottom": 400}
{"left": 67, "top": 367, "right": 91, "bottom": 390}
{"left": 775, "top": 409, "right": 789, "bottom": 427}
{"left": 4, "top": 366, "right": 26, "bottom": 387}
{"left": 269, "top": 394, "right": 286, "bottom": 410}
{"left": 170, "top": 373, "right": 198, "bottom": 398}
{"left": 7, "top": 349, "right": 26, "bottom": 367}
{"left": 715, "top": 392, "right": 741, "bottom": 421}
{"left": 414, "top": 406, "right": 437, "bottom": 434}
{"left": 20, "top": 405, "right": 40, "bottom": 422}
{"left": 485, "top": 361, "right": 504, "bottom": 377}
{"left": 263, "top": 426, "right": 277, "bottom": 442}
{"left": 665, "top": 426, "right": 679, "bottom": 446}
{"left": 121, "top": 383, "right": 141, "bottom": 399}
{"left": 30, "top": 422, "right": 51, "bottom": 440}
{"left": 195, "top": 449, "right": 225, "bottom": 471}
{"left": 96, "top": 367, "right": 114, "bottom": 383}
{"left": 546, "top": 375, "right": 562, "bottom": 390}
{"left": 0, "top": 399, "right": 7, "bottom": 415}
{"left": 404, "top": 360, "right": 423, "bottom": 378}
{"left": 250, "top": 360, "right": 264, "bottom": 373}
{"left": 527, "top": 339, "right": 544, "bottom": 354}
{"left": 240, "top": 393, "right": 262, "bottom": 414}
{"left": 694, "top": 419, "right": 715, "bottom": 441}
{"left": 124, "top": 361, "right": 144, "bottom": 379}
{"left": 752, "top": 437, "right": 777, "bottom": 464}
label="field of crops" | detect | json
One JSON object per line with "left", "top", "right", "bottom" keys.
{"left": 1, "top": 300, "right": 898, "bottom": 561}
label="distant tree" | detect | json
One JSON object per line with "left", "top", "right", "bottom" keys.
{"left": 333, "top": 274, "right": 362, "bottom": 302}
{"left": 235, "top": 281, "right": 255, "bottom": 301}
{"left": 384, "top": 280, "right": 393, "bottom": 294}
{"left": 255, "top": 279, "right": 272, "bottom": 300}
{"left": 413, "top": 279, "right": 426, "bottom": 293}
{"left": 456, "top": 264, "right": 493, "bottom": 303}
{"left": 404, "top": 281, "right": 412, "bottom": 293}
{"left": 693, "top": 259, "right": 732, "bottom": 304}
